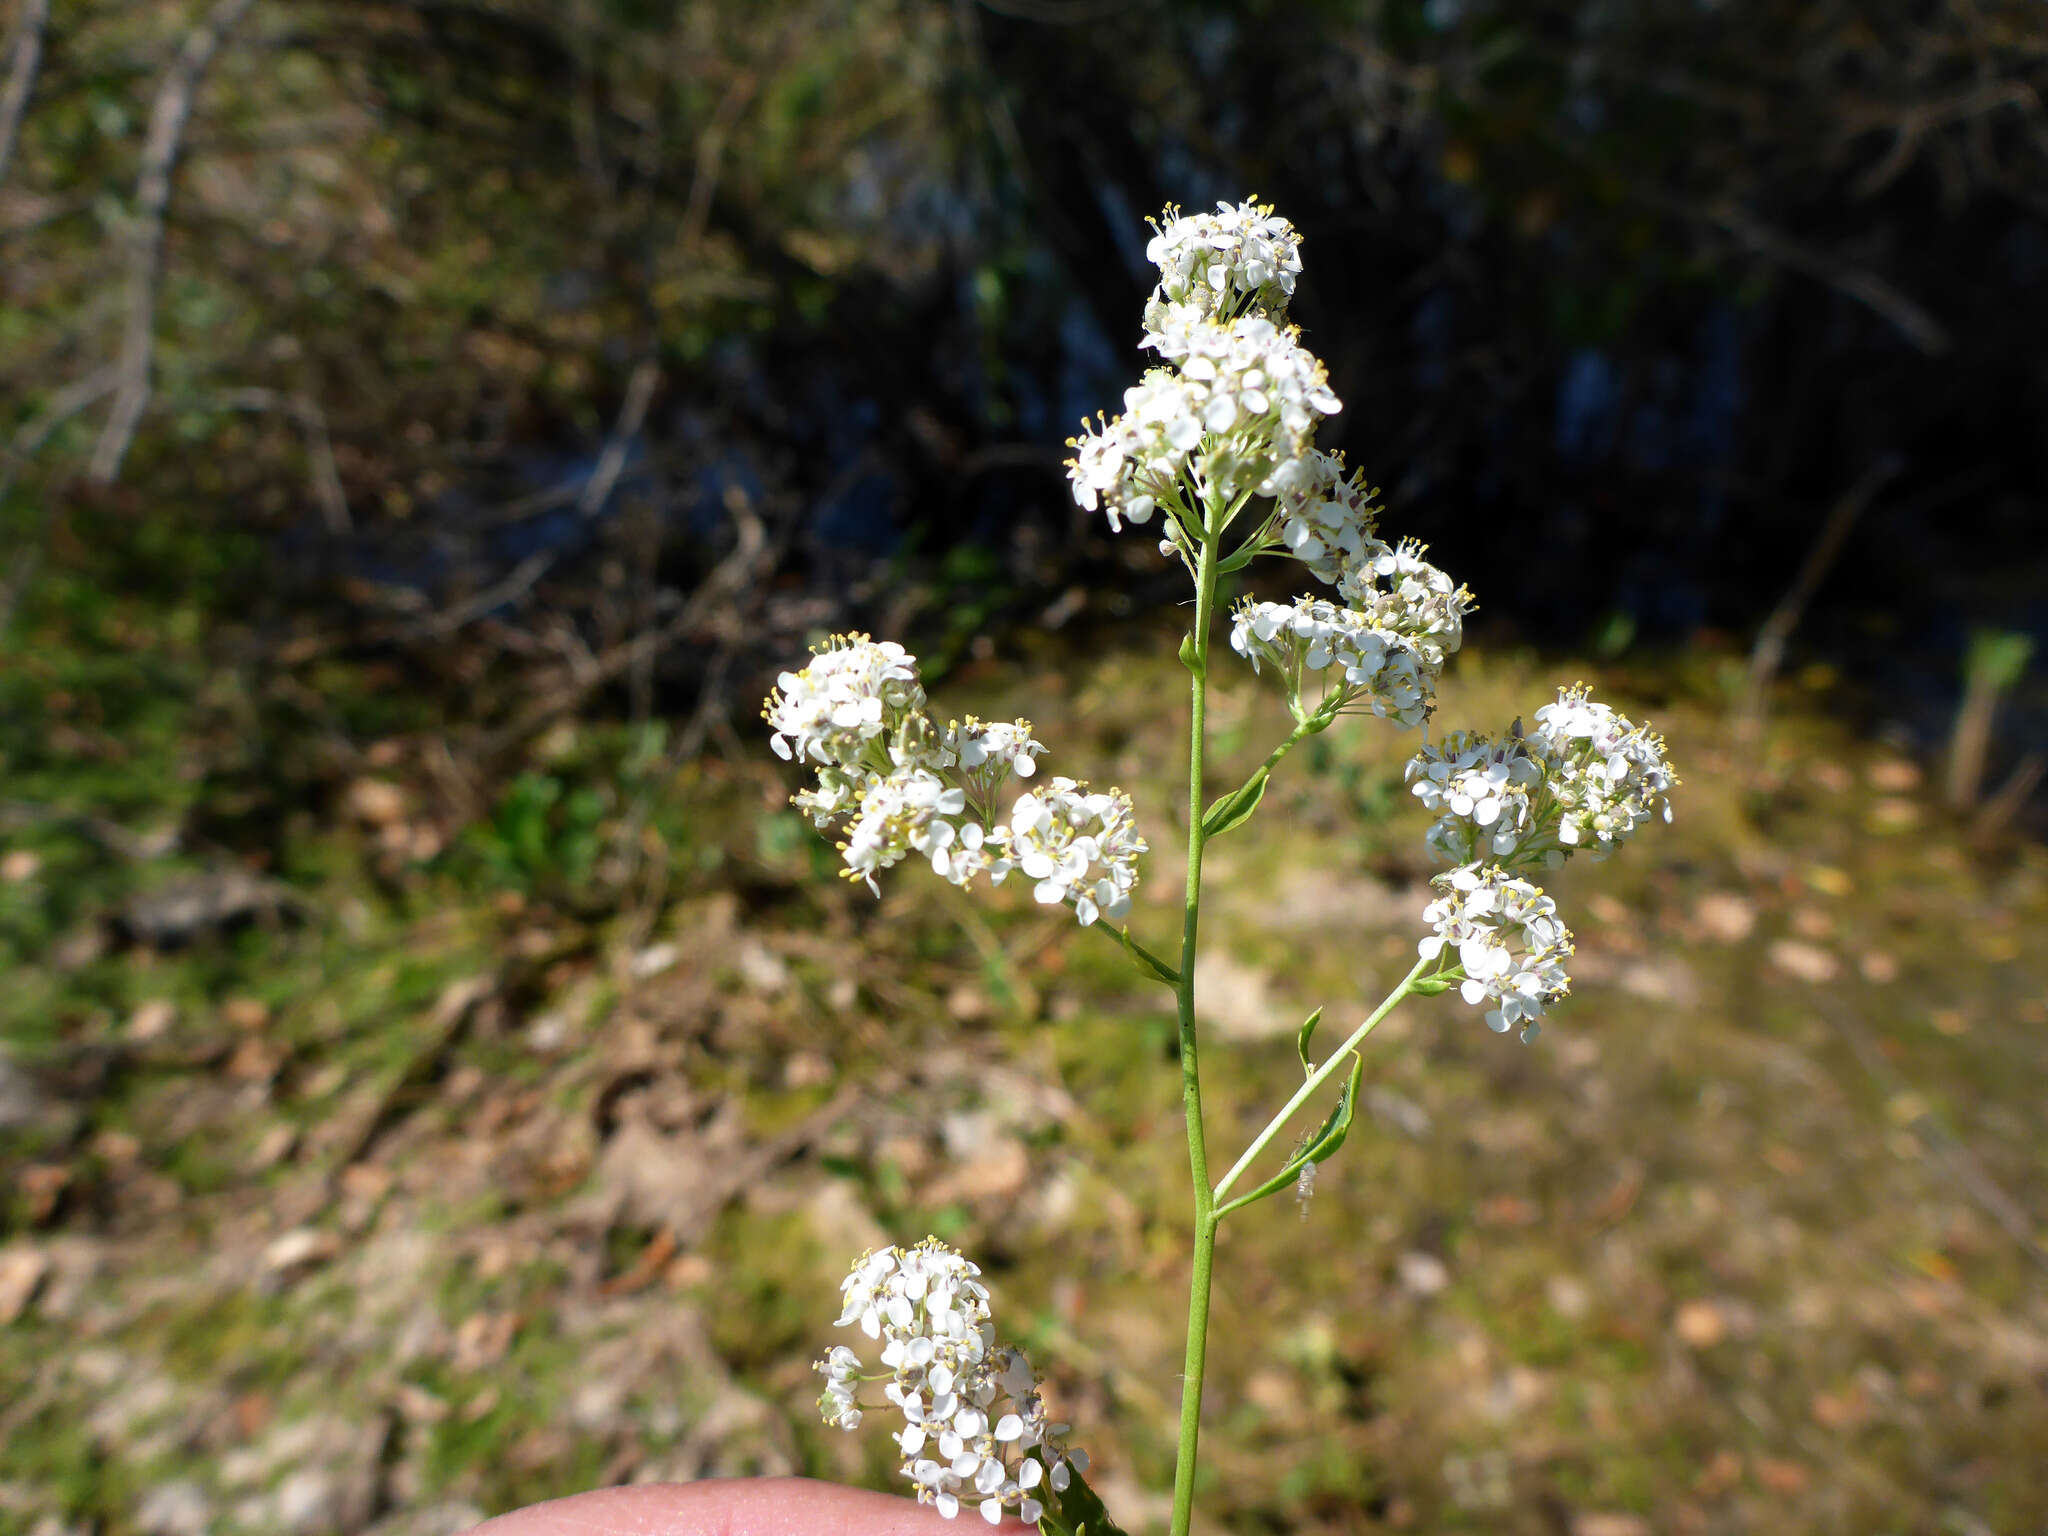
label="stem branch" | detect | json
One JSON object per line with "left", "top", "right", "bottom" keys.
{"left": 1212, "top": 952, "right": 1434, "bottom": 1203}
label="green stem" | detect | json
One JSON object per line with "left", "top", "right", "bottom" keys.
{"left": 1085, "top": 918, "right": 1180, "bottom": 986}
{"left": 1167, "top": 493, "right": 1224, "bottom": 1536}
{"left": 1212, "top": 952, "right": 1435, "bottom": 1203}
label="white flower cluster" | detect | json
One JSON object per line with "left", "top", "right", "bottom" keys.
{"left": 1068, "top": 313, "right": 1341, "bottom": 535}
{"left": 818, "top": 1240, "right": 1089, "bottom": 1525}
{"left": 996, "top": 777, "right": 1146, "bottom": 926}
{"left": 766, "top": 639, "right": 1146, "bottom": 923}
{"left": 1229, "top": 596, "right": 1436, "bottom": 728}
{"left": 1141, "top": 198, "right": 1303, "bottom": 341}
{"left": 1405, "top": 685, "right": 1678, "bottom": 871}
{"left": 1336, "top": 541, "right": 1473, "bottom": 667}
{"left": 1070, "top": 196, "right": 1359, "bottom": 559}
{"left": 1417, "top": 866, "right": 1574, "bottom": 1042}
{"left": 765, "top": 634, "right": 932, "bottom": 829}
{"left": 1227, "top": 537, "right": 1473, "bottom": 729}
{"left": 1268, "top": 449, "right": 1386, "bottom": 586}
{"left": 1405, "top": 687, "right": 1677, "bottom": 1039}
{"left": 1530, "top": 685, "right": 1679, "bottom": 855}
{"left": 1405, "top": 730, "right": 1548, "bottom": 868}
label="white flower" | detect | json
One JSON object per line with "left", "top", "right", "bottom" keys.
{"left": 1145, "top": 313, "right": 1340, "bottom": 501}
{"left": 1405, "top": 730, "right": 1548, "bottom": 867}
{"left": 820, "top": 1242, "right": 1089, "bottom": 1522}
{"left": 1141, "top": 198, "right": 1304, "bottom": 337}
{"left": 1066, "top": 369, "right": 1201, "bottom": 531}
{"left": 839, "top": 770, "right": 969, "bottom": 894}
{"left": 1068, "top": 314, "right": 1340, "bottom": 534}
{"left": 938, "top": 716, "right": 1046, "bottom": 818}
{"left": 1527, "top": 684, "right": 1678, "bottom": 857}
{"left": 1337, "top": 539, "right": 1473, "bottom": 668}
{"left": 764, "top": 633, "right": 927, "bottom": 773}
{"left": 1417, "top": 866, "right": 1573, "bottom": 1042}
{"left": 991, "top": 777, "right": 1148, "bottom": 926}
{"left": 1405, "top": 688, "right": 1678, "bottom": 874}
{"left": 1229, "top": 595, "right": 1439, "bottom": 729}
{"left": 766, "top": 634, "right": 945, "bottom": 834}
{"left": 1268, "top": 449, "right": 1387, "bottom": 587}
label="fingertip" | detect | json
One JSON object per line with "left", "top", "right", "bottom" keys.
{"left": 466, "top": 1477, "right": 1006, "bottom": 1536}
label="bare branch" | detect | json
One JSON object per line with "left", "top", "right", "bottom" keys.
{"left": 208, "top": 386, "right": 351, "bottom": 532}
{"left": 680, "top": 70, "right": 760, "bottom": 254}
{"left": 0, "top": 0, "right": 50, "bottom": 189}
{"left": 575, "top": 356, "right": 660, "bottom": 519}
{"left": 483, "top": 498, "right": 770, "bottom": 758}
{"left": 404, "top": 551, "right": 556, "bottom": 642}
{"left": 87, "top": 0, "right": 258, "bottom": 486}
{"left": 1740, "top": 455, "right": 1904, "bottom": 740}
{"left": 1710, "top": 200, "right": 1953, "bottom": 355}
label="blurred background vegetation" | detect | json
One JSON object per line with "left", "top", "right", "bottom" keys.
{"left": 2, "top": 2, "right": 2044, "bottom": 1533}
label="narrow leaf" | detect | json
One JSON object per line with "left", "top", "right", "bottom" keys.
{"left": 1119, "top": 928, "right": 1179, "bottom": 986}
{"left": 1295, "top": 1005, "right": 1324, "bottom": 1078}
{"left": 1218, "top": 1051, "right": 1367, "bottom": 1216}
{"left": 1201, "top": 768, "right": 1268, "bottom": 839}
{"left": 1177, "top": 632, "right": 1201, "bottom": 674}
{"left": 1302, "top": 1050, "right": 1366, "bottom": 1165}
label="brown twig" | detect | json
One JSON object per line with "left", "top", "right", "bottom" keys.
{"left": 207, "top": 386, "right": 351, "bottom": 532}
{"left": 87, "top": 0, "right": 258, "bottom": 485}
{"left": 0, "top": 0, "right": 50, "bottom": 190}
{"left": 482, "top": 498, "right": 769, "bottom": 758}
{"left": 1705, "top": 201, "right": 1952, "bottom": 355}
{"left": 1971, "top": 751, "right": 2046, "bottom": 847}
{"left": 680, "top": 71, "right": 758, "bottom": 253}
{"left": 1739, "top": 455, "right": 1904, "bottom": 741}
{"left": 576, "top": 356, "right": 661, "bottom": 521}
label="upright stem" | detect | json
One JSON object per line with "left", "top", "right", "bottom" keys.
{"left": 1168, "top": 503, "right": 1223, "bottom": 1536}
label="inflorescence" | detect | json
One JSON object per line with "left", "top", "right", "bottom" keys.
{"left": 817, "top": 1240, "right": 1088, "bottom": 1525}
{"left": 764, "top": 635, "right": 1147, "bottom": 927}
{"left": 772, "top": 197, "right": 1677, "bottom": 1040}
{"left": 1063, "top": 197, "right": 1677, "bottom": 1040}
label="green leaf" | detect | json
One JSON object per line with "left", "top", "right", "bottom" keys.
{"left": 1295, "top": 1005, "right": 1324, "bottom": 1078}
{"left": 1037, "top": 1456, "right": 1129, "bottom": 1536}
{"left": 1214, "top": 541, "right": 1261, "bottom": 574}
{"left": 1118, "top": 928, "right": 1179, "bottom": 986}
{"left": 1411, "top": 964, "right": 1463, "bottom": 997}
{"left": 1219, "top": 1050, "right": 1367, "bottom": 1216}
{"left": 1200, "top": 768, "right": 1267, "bottom": 839}
{"left": 1177, "top": 632, "right": 1201, "bottom": 673}
{"left": 1301, "top": 1049, "right": 1366, "bottom": 1166}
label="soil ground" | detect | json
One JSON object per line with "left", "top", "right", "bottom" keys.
{"left": 3, "top": 631, "right": 2044, "bottom": 1536}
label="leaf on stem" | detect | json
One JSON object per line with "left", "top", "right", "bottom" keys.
{"left": 1214, "top": 541, "right": 1262, "bottom": 574}
{"left": 1300, "top": 1049, "right": 1365, "bottom": 1168}
{"left": 1200, "top": 768, "right": 1268, "bottom": 839}
{"left": 1118, "top": 927, "right": 1180, "bottom": 986}
{"left": 1178, "top": 632, "right": 1201, "bottom": 674}
{"left": 1036, "top": 1455, "right": 1130, "bottom": 1536}
{"left": 1295, "top": 1005, "right": 1324, "bottom": 1078}
{"left": 1218, "top": 1050, "right": 1367, "bottom": 1218}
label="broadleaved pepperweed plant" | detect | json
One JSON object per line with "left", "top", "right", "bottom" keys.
{"left": 766, "top": 199, "right": 1678, "bottom": 1535}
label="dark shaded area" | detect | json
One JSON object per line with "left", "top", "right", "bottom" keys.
{"left": 5, "top": 2, "right": 2043, "bottom": 762}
